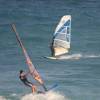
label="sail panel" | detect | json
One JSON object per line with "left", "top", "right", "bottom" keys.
{"left": 54, "top": 47, "right": 69, "bottom": 56}
{"left": 54, "top": 15, "right": 71, "bottom": 35}
{"left": 54, "top": 39, "right": 70, "bottom": 49}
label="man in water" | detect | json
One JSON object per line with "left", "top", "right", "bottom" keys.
{"left": 19, "top": 70, "right": 37, "bottom": 93}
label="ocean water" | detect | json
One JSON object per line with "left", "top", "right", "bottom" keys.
{"left": 0, "top": 0, "right": 100, "bottom": 100}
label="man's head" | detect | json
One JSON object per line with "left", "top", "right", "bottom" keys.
{"left": 20, "top": 70, "right": 23, "bottom": 74}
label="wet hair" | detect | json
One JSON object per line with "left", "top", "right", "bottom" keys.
{"left": 20, "top": 70, "right": 23, "bottom": 74}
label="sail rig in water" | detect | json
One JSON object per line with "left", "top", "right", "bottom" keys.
{"left": 11, "top": 24, "right": 47, "bottom": 91}
{"left": 51, "top": 15, "right": 71, "bottom": 57}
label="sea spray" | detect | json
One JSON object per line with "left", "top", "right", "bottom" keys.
{"left": 21, "top": 91, "right": 68, "bottom": 100}
{"left": 57, "top": 53, "right": 100, "bottom": 60}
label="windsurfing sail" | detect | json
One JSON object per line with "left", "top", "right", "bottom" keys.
{"left": 11, "top": 24, "right": 47, "bottom": 91}
{"left": 51, "top": 15, "right": 71, "bottom": 56}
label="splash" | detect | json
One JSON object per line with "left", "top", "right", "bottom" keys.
{"left": 0, "top": 96, "right": 6, "bottom": 100}
{"left": 58, "top": 54, "right": 82, "bottom": 60}
{"left": 21, "top": 91, "right": 68, "bottom": 100}
{"left": 10, "top": 93, "right": 17, "bottom": 97}
{"left": 57, "top": 53, "right": 100, "bottom": 60}
{"left": 83, "top": 54, "right": 100, "bottom": 58}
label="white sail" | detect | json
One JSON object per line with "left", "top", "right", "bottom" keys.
{"left": 52, "top": 15, "right": 71, "bottom": 56}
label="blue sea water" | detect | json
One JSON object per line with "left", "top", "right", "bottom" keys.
{"left": 0, "top": 0, "right": 100, "bottom": 100}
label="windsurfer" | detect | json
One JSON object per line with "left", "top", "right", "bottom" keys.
{"left": 50, "top": 39, "right": 55, "bottom": 57}
{"left": 19, "top": 70, "right": 37, "bottom": 93}
{"left": 12, "top": 24, "right": 47, "bottom": 94}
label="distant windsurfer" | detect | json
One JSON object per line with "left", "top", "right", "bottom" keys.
{"left": 19, "top": 70, "right": 37, "bottom": 93}
{"left": 48, "top": 15, "right": 71, "bottom": 57}
{"left": 50, "top": 38, "right": 55, "bottom": 57}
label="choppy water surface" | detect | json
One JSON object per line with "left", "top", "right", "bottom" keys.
{"left": 0, "top": 0, "right": 100, "bottom": 100}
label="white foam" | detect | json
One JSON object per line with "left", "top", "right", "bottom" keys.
{"left": 83, "top": 54, "right": 100, "bottom": 58}
{"left": 10, "top": 93, "right": 17, "bottom": 97}
{"left": 57, "top": 53, "right": 100, "bottom": 60}
{"left": 0, "top": 96, "right": 6, "bottom": 100}
{"left": 58, "top": 54, "right": 82, "bottom": 60}
{"left": 21, "top": 91, "right": 68, "bottom": 100}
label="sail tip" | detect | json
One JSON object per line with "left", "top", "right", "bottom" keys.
{"left": 62, "top": 15, "right": 71, "bottom": 19}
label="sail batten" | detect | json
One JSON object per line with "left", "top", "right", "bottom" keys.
{"left": 52, "top": 15, "right": 71, "bottom": 56}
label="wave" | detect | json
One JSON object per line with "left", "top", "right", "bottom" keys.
{"left": 0, "top": 96, "right": 6, "bottom": 100}
{"left": 21, "top": 91, "right": 68, "bottom": 100}
{"left": 57, "top": 53, "right": 100, "bottom": 60}
{"left": 0, "top": 93, "right": 17, "bottom": 100}
{"left": 83, "top": 54, "right": 100, "bottom": 58}
{"left": 10, "top": 93, "right": 17, "bottom": 97}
